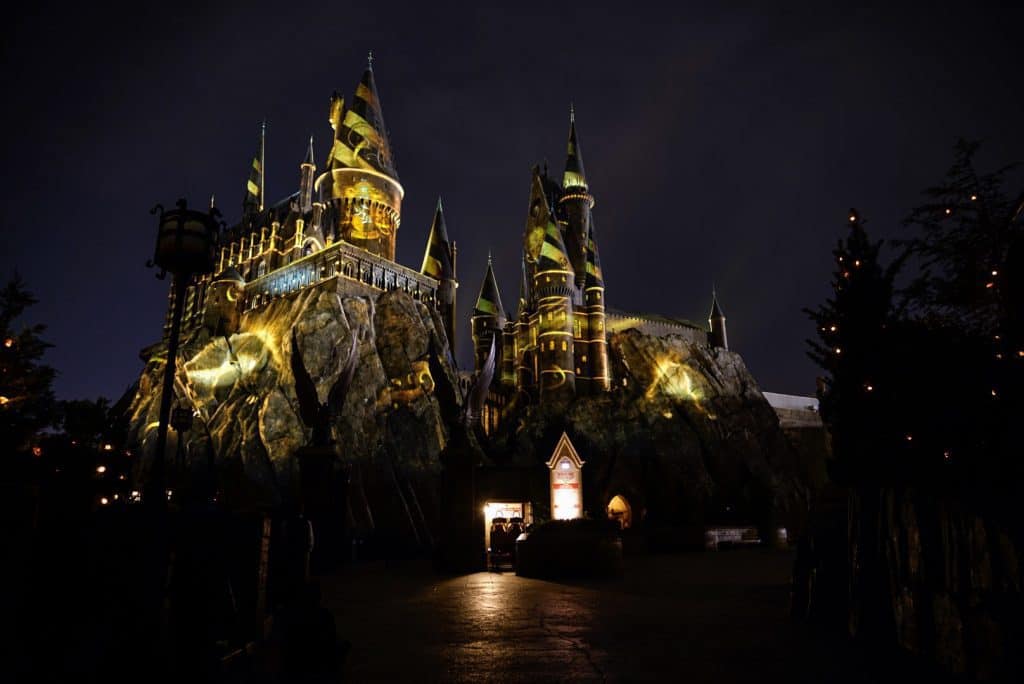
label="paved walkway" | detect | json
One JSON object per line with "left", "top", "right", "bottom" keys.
{"left": 320, "top": 549, "right": 908, "bottom": 682}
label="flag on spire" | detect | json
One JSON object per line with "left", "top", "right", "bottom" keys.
{"left": 243, "top": 121, "right": 266, "bottom": 215}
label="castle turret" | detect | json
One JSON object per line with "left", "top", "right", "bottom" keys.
{"left": 708, "top": 290, "right": 729, "bottom": 349}
{"left": 581, "top": 220, "right": 610, "bottom": 392}
{"left": 242, "top": 121, "right": 266, "bottom": 218}
{"left": 320, "top": 55, "right": 403, "bottom": 260}
{"left": 299, "top": 136, "right": 316, "bottom": 213}
{"left": 471, "top": 256, "right": 506, "bottom": 374}
{"left": 420, "top": 197, "right": 458, "bottom": 349}
{"left": 557, "top": 106, "right": 594, "bottom": 287}
{"left": 532, "top": 181, "right": 576, "bottom": 400}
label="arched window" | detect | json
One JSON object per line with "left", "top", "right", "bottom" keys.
{"left": 257, "top": 261, "right": 267, "bottom": 278}
{"left": 607, "top": 495, "right": 632, "bottom": 529}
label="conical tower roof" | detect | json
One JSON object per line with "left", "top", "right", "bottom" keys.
{"left": 584, "top": 220, "right": 604, "bottom": 288}
{"left": 303, "top": 135, "right": 315, "bottom": 166}
{"left": 516, "top": 254, "right": 530, "bottom": 318}
{"left": 420, "top": 197, "right": 452, "bottom": 280}
{"left": 474, "top": 256, "right": 505, "bottom": 320}
{"left": 537, "top": 214, "right": 573, "bottom": 273}
{"left": 709, "top": 290, "right": 726, "bottom": 319}
{"left": 328, "top": 57, "right": 398, "bottom": 179}
{"left": 562, "top": 105, "right": 588, "bottom": 190}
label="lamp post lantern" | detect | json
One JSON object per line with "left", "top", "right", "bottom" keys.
{"left": 147, "top": 198, "right": 221, "bottom": 507}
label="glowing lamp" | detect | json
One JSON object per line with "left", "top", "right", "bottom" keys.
{"left": 103, "top": 443, "right": 113, "bottom": 451}
{"left": 0, "top": 396, "right": 9, "bottom": 406}
{"left": 96, "top": 465, "right": 107, "bottom": 474}
{"left": 970, "top": 195, "right": 977, "bottom": 201}
{"left": 100, "top": 497, "right": 109, "bottom": 505}
{"left": 3, "top": 338, "right": 12, "bottom": 348}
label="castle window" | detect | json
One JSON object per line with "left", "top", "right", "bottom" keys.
{"left": 549, "top": 340, "right": 555, "bottom": 351}
{"left": 582, "top": 355, "right": 587, "bottom": 362}
{"left": 576, "top": 368, "right": 581, "bottom": 374}
{"left": 561, "top": 341, "right": 567, "bottom": 351}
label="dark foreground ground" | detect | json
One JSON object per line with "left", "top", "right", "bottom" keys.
{"left": 320, "top": 549, "right": 942, "bottom": 683}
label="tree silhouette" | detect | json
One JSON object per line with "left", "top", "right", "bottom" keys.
{"left": 0, "top": 275, "right": 56, "bottom": 454}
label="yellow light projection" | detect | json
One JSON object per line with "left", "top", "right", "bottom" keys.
{"left": 645, "top": 354, "right": 702, "bottom": 402}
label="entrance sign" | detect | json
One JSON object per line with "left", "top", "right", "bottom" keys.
{"left": 546, "top": 432, "right": 585, "bottom": 520}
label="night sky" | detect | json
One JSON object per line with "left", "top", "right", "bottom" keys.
{"left": 2, "top": 1, "right": 1021, "bottom": 402}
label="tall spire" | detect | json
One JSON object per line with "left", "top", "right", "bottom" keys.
{"left": 517, "top": 253, "right": 530, "bottom": 317}
{"left": 304, "top": 135, "right": 315, "bottom": 165}
{"left": 708, "top": 288, "right": 728, "bottom": 350}
{"left": 243, "top": 121, "right": 266, "bottom": 216}
{"left": 299, "top": 134, "right": 317, "bottom": 213}
{"left": 562, "top": 106, "right": 588, "bottom": 190}
{"left": 474, "top": 258, "right": 505, "bottom": 320}
{"left": 710, "top": 288, "right": 725, "bottom": 319}
{"left": 327, "top": 58, "right": 397, "bottom": 179}
{"left": 420, "top": 197, "right": 452, "bottom": 279}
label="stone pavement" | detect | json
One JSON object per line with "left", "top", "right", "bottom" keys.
{"left": 320, "top": 549, "right": 917, "bottom": 682}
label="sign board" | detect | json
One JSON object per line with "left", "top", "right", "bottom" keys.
{"left": 546, "top": 432, "right": 584, "bottom": 520}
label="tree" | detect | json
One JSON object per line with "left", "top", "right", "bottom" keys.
{"left": 57, "top": 397, "right": 112, "bottom": 449}
{"left": 805, "top": 209, "right": 903, "bottom": 485}
{"left": 900, "top": 139, "right": 1023, "bottom": 337}
{"left": 0, "top": 275, "right": 56, "bottom": 454}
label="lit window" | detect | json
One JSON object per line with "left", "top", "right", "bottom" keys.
{"left": 561, "top": 341, "right": 567, "bottom": 351}
{"left": 549, "top": 340, "right": 555, "bottom": 350}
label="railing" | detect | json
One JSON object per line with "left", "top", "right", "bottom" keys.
{"left": 241, "top": 239, "right": 438, "bottom": 311}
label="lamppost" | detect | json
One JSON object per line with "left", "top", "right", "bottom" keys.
{"left": 147, "top": 198, "right": 220, "bottom": 508}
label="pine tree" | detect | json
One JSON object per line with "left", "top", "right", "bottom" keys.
{"left": 805, "top": 209, "right": 903, "bottom": 485}
{"left": 0, "top": 275, "right": 56, "bottom": 454}
{"left": 900, "top": 139, "right": 1023, "bottom": 337}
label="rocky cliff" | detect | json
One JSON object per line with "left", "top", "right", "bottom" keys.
{"left": 124, "top": 288, "right": 825, "bottom": 544}
{"left": 487, "top": 328, "right": 821, "bottom": 539}
{"left": 125, "top": 286, "right": 459, "bottom": 513}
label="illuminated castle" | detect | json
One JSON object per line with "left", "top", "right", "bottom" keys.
{"left": 165, "top": 59, "right": 458, "bottom": 347}
{"left": 470, "top": 111, "right": 730, "bottom": 431}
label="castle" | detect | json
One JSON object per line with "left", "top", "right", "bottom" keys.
{"left": 163, "top": 58, "right": 729, "bottom": 427}
{"left": 467, "top": 110, "right": 729, "bottom": 433}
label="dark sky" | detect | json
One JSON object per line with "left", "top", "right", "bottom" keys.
{"left": 2, "top": 1, "right": 1021, "bottom": 401}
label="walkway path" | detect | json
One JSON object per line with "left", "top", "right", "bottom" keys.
{"left": 321, "top": 549, "right": 916, "bottom": 682}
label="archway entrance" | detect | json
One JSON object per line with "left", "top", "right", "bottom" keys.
{"left": 607, "top": 495, "right": 632, "bottom": 529}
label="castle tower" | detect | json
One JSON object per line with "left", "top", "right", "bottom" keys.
{"left": 531, "top": 181, "right": 576, "bottom": 400}
{"left": 581, "top": 220, "right": 610, "bottom": 392}
{"left": 299, "top": 136, "right": 316, "bottom": 213}
{"left": 708, "top": 290, "right": 729, "bottom": 349}
{"left": 242, "top": 121, "right": 266, "bottom": 218}
{"left": 420, "top": 197, "right": 458, "bottom": 350}
{"left": 471, "top": 256, "right": 506, "bottom": 373}
{"left": 556, "top": 106, "right": 594, "bottom": 287}
{"left": 319, "top": 56, "right": 403, "bottom": 260}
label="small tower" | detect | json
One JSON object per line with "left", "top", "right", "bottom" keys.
{"left": 471, "top": 255, "right": 506, "bottom": 374}
{"left": 533, "top": 197, "right": 576, "bottom": 401}
{"left": 581, "top": 220, "right": 610, "bottom": 391}
{"left": 420, "top": 197, "right": 458, "bottom": 350}
{"left": 708, "top": 290, "right": 728, "bottom": 350}
{"left": 557, "top": 106, "right": 594, "bottom": 287}
{"left": 299, "top": 136, "right": 316, "bottom": 213}
{"left": 242, "top": 121, "right": 266, "bottom": 218}
{"left": 320, "top": 57, "right": 403, "bottom": 260}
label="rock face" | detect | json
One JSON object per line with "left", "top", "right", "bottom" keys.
{"left": 124, "top": 285, "right": 459, "bottom": 514}
{"left": 488, "top": 329, "right": 820, "bottom": 542}
{"left": 125, "top": 292, "right": 825, "bottom": 549}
